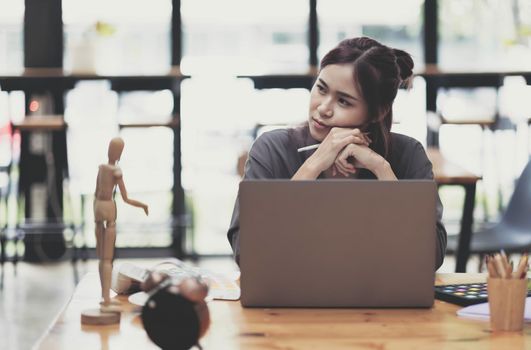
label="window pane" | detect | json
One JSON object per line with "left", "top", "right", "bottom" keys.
{"left": 65, "top": 82, "right": 174, "bottom": 248}
{"left": 318, "top": 0, "right": 424, "bottom": 69}
{"left": 439, "top": 0, "right": 531, "bottom": 70}
{"left": 63, "top": 0, "right": 171, "bottom": 74}
{"left": 181, "top": 0, "right": 309, "bottom": 75}
{"left": 181, "top": 77, "right": 309, "bottom": 254}
{"left": 0, "top": 0, "right": 24, "bottom": 73}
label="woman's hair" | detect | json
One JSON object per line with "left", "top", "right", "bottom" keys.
{"left": 320, "top": 36, "right": 414, "bottom": 159}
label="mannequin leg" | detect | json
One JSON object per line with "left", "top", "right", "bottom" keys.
{"left": 95, "top": 221, "right": 105, "bottom": 299}
{"left": 101, "top": 221, "right": 116, "bottom": 306}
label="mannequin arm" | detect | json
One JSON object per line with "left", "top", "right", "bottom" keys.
{"left": 117, "top": 179, "right": 149, "bottom": 215}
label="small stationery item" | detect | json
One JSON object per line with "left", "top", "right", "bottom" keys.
{"left": 436, "top": 281, "right": 531, "bottom": 306}
{"left": 486, "top": 252, "right": 528, "bottom": 332}
{"left": 435, "top": 282, "right": 490, "bottom": 306}
{"left": 297, "top": 144, "right": 320, "bottom": 152}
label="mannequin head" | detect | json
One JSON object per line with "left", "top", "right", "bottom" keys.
{"left": 108, "top": 137, "right": 125, "bottom": 164}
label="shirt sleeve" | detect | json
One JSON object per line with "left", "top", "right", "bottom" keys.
{"left": 227, "top": 133, "right": 279, "bottom": 265}
{"left": 405, "top": 141, "right": 448, "bottom": 270}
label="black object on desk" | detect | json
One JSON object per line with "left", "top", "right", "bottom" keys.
{"left": 141, "top": 271, "right": 210, "bottom": 350}
{"left": 142, "top": 289, "right": 200, "bottom": 350}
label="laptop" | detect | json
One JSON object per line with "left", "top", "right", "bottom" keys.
{"left": 239, "top": 180, "right": 437, "bottom": 308}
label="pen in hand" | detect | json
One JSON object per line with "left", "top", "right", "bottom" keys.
{"left": 297, "top": 144, "right": 320, "bottom": 153}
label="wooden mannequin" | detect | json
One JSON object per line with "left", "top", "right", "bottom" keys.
{"left": 81, "top": 137, "right": 149, "bottom": 325}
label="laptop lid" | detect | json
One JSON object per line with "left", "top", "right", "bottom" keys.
{"left": 239, "top": 180, "right": 436, "bottom": 308}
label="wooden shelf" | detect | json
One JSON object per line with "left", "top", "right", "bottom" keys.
{"left": 118, "top": 119, "right": 179, "bottom": 129}
{"left": 12, "top": 115, "right": 66, "bottom": 131}
{"left": 427, "top": 147, "right": 481, "bottom": 185}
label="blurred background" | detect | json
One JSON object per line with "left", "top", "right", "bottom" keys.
{"left": 1, "top": 1, "right": 531, "bottom": 348}
{"left": 2, "top": 0, "right": 531, "bottom": 258}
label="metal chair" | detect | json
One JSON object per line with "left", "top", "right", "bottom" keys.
{"left": 447, "top": 157, "right": 531, "bottom": 266}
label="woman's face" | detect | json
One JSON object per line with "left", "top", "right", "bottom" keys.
{"left": 308, "top": 63, "right": 369, "bottom": 141}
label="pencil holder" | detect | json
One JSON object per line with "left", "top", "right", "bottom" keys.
{"left": 487, "top": 277, "right": 527, "bottom": 332}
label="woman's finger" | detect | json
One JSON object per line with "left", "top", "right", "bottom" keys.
{"left": 330, "top": 127, "right": 358, "bottom": 139}
{"left": 361, "top": 132, "right": 372, "bottom": 144}
{"left": 338, "top": 143, "right": 368, "bottom": 170}
{"left": 329, "top": 128, "right": 371, "bottom": 147}
{"left": 336, "top": 160, "right": 355, "bottom": 176}
{"left": 340, "top": 156, "right": 356, "bottom": 171}
{"left": 331, "top": 136, "right": 350, "bottom": 152}
{"left": 349, "top": 130, "right": 371, "bottom": 146}
{"left": 338, "top": 153, "right": 356, "bottom": 172}
{"left": 352, "top": 135, "right": 369, "bottom": 146}
{"left": 332, "top": 127, "right": 367, "bottom": 142}
{"left": 335, "top": 163, "right": 350, "bottom": 177}
{"left": 336, "top": 148, "right": 357, "bottom": 174}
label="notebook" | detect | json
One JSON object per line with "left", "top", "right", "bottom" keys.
{"left": 239, "top": 180, "right": 437, "bottom": 308}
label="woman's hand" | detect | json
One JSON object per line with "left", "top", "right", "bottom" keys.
{"left": 309, "top": 127, "right": 369, "bottom": 170}
{"left": 292, "top": 127, "right": 370, "bottom": 180}
{"left": 334, "top": 143, "right": 397, "bottom": 180}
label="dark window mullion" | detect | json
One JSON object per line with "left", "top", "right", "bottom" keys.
{"left": 423, "top": 0, "right": 438, "bottom": 65}
{"left": 171, "top": 0, "right": 182, "bottom": 67}
{"left": 24, "top": 0, "right": 63, "bottom": 68}
{"left": 309, "top": 0, "right": 318, "bottom": 69}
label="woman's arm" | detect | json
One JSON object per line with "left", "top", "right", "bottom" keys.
{"left": 228, "top": 132, "right": 278, "bottom": 265}
{"left": 406, "top": 141, "right": 447, "bottom": 270}
{"left": 227, "top": 152, "right": 275, "bottom": 265}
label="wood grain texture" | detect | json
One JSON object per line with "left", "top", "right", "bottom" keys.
{"left": 36, "top": 273, "right": 531, "bottom": 349}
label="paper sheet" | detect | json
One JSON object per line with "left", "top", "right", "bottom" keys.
{"left": 457, "top": 297, "right": 531, "bottom": 321}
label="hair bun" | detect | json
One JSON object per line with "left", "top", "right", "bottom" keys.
{"left": 393, "top": 48, "right": 414, "bottom": 88}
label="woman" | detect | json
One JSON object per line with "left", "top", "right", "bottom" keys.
{"left": 228, "top": 37, "right": 447, "bottom": 269}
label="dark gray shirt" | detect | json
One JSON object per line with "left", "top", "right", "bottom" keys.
{"left": 228, "top": 125, "right": 447, "bottom": 269}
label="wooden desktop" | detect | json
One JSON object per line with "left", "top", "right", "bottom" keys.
{"left": 35, "top": 272, "right": 529, "bottom": 349}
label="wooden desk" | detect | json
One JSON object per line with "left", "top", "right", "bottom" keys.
{"left": 428, "top": 148, "right": 482, "bottom": 273}
{"left": 36, "top": 273, "right": 530, "bottom": 349}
